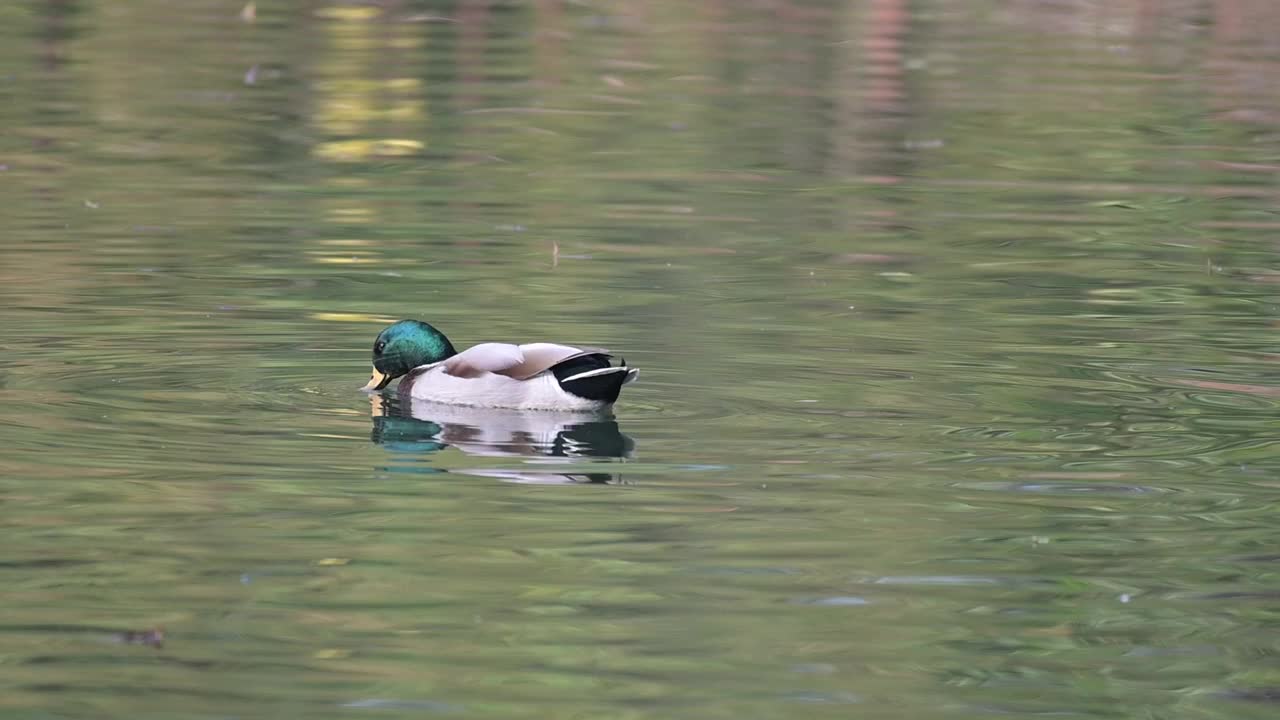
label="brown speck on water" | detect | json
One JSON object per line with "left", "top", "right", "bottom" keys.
{"left": 114, "top": 627, "right": 165, "bottom": 648}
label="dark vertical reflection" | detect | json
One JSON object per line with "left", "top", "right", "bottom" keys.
{"left": 533, "top": 0, "right": 565, "bottom": 87}
{"left": 455, "top": 0, "right": 491, "bottom": 109}
{"left": 38, "top": 0, "right": 79, "bottom": 70}
{"left": 25, "top": 0, "right": 81, "bottom": 219}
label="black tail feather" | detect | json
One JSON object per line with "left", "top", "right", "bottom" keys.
{"left": 551, "top": 354, "right": 631, "bottom": 404}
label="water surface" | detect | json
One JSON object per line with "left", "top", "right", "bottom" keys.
{"left": 3, "top": 1, "right": 1280, "bottom": 718}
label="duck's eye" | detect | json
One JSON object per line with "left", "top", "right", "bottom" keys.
{"left": 374, "top": 340, "right": 387, "bottom": 354}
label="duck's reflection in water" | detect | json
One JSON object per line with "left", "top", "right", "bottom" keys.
{"left": 369, "top": 394, "right": 634, "bottom": 484}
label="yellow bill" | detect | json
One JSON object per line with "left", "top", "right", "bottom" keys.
{"left": 362, "top": 367, "right": 391, "bottom": 391}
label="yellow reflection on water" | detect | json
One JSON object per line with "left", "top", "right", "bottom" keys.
{"left": 310, "top": 312, "right": 396, "bottom": 323}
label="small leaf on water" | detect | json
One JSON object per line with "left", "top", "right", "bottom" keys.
{"left": 317, "top": 557, "right": 350, "bottom": 566}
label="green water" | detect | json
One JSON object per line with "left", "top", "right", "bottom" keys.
{"left": 3, "top": 1, "right": 1280, "bottom": 718}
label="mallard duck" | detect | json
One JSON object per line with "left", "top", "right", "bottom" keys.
{"left": 361, "top": 319, "right": 639, "bottom": 410}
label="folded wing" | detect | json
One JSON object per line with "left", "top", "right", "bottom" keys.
{"left": 443, "top": 342, "right": 598, "bottom": 380}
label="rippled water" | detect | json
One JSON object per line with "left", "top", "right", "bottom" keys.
{"left": 3, "top": 1, "right": 1280, "bottom": 718}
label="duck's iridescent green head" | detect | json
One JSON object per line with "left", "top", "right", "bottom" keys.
{"left": 362, "top": 320, "right": 457, "bottom": 391}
